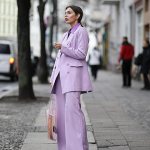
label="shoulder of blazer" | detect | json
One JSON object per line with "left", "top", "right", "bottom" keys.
{"left": 73, "top": 26, "right": 89, "bottom": 42}
{"left": 73, "top": 26, "right": 89, "bottom": 45}
{"left": 79, "top": 25, "right": 87, "bottom": 31}
{"left": 74, "top": 25, "right": 88, "bottom": 34}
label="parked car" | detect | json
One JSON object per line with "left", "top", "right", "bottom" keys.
{"left": 0, "top": 40, "right": 18, "bottom": 81}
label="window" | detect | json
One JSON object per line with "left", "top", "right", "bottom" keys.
{"left": 135, "top": 9, "right": 143, "bottom": 55}
{"left": 145, "top": 0, "right": 149, "bottom": 12}
{"left": 0, "top": 44, "right": 11, "bottom": 54}
{"left": 6, "top": 2, "right": 9, "bottom": 15}
{"left": 1, "top": 1, "right": 4, "bottom": 14}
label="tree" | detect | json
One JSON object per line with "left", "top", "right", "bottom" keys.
{"left": 17, "top": 0, "right": 35, "bottom": 100}
{"left": 49, "top": 0, "right": 58, "bottom": 56}
{"left": 37, "top": 0, "right": 49, "bottom": 83}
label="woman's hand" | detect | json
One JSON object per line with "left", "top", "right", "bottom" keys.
{"left": 54, "top": 43, "right": 61, "bottom": 49}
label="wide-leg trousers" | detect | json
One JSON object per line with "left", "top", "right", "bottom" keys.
{"left": 54, "top": 75, "right": 88, "bottom": 150}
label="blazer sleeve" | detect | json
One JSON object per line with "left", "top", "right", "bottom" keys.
{"left": 49, "top": 33, "right": 67, "bottom": 83}
{"left": 61, "top": 28, "right": 89, "bottom": 60}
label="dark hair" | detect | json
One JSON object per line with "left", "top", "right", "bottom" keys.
{"left": 123, "top": 36, "right": 128, "bottom": 41}
{"left": 122, "top": 36, "right": 129, "bottom": 45}
{"left": 66, "top": 5, "right": 83, "bottom": 25}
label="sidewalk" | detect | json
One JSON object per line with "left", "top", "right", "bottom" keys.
{"left": 83, "top": 71, "right": 150, "bottom": 150}
{"left": 19, "top": 71, "right": 150, "bottom": 150}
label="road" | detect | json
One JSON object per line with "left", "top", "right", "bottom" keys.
{"left": 0, "top": 75, "right": 18, "bottom": 97}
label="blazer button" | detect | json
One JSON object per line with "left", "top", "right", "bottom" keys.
{"left": 54, "top": 66, "right": 56, "bottom": 69}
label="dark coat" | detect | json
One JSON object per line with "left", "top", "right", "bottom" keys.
{"left": 141, "top": 46, "right": 150, "bottom": 74}
{"left": 134, "top": 53, "right": 143, "bottom": 66}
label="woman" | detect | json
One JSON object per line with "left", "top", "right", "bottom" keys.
{"left": 140, "top": 39, "right": 150, "bottom": 90}
{"left": 49, "top": 5, "right": 93, "bottom": 150}
{"left": 88, "top": 46, "right": 101, "bottom": 81}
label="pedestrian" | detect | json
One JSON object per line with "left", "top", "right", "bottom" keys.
{"left": 140, "top": 38, "right": 150, "bottom": 90}
{"left": 88, "top": 46, "right": 101, "bottom": 81}
{"left": 49, "top": 5, "right": 93, "bottom": 150}
{"left": 118, "top": 36, "right": 134, "bottom": 87}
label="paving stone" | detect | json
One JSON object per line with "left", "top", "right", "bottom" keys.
{"left": 115, "top": 121, "right": 138, "bottom": 126}
{"left": 94, "top": 128, "right": 119, "bottom": 132}
{"left": 109, "top": 114, "right": 133, "bottom": 122}
{"left": 21, "top": 144, "right": 57, "bottom": 150}
{"left": 94, "top": 132, "right": 125, "bottom": 140}
{"left": 130, "top": 147, "right": 150, "bottom": 150}
{"left": 34, "top": 126, "right": 47, "bottom": 132}
{"left": 21, "top": 143, "right": 98, "bottom": 150}
{"left": 108, "top": 146, "right": 130, "bottom": 150}
{"left": 119, "top": 125, "right": 146, "bottom": 132}
{"left": 108, "top": 139, "right": 127, "bottom": 146}
{"left": 24, "top": 131, "right": 95, "bottom": 144}
{"left": 93, "top": 129, "right": 122, "bottom": 136}
{"left": 128, "top": 140, "right": 150, "bottom": 147}
{"left": 98, "top": 148, "right": 110, "bottom": 150}
{"left": 124, "top": 133, "right": 150, "bottom": 141}
{"left": 89, "top": 144, "right": 98, "bottom": 150}
{"left": 92, "top": 121, "right": 117, "bottom": 128}
{"left": 97, "top": 140, "right": 112, "bottom": 148}
{"left": 97, "top": 139, "right": 127, "bottom": 148}
{"left": 23, "top": 132, "right": 56, "bottom": 144}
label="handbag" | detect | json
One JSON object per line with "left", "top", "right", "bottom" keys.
{"left": 134, "top": 53, "right": 143, "bottom": 66}
{"left": 46, "top": 96, "right": 57, "bottom": 140}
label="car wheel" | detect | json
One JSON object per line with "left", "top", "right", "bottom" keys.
{"left": 10, "top": 74, "right": 18, "bottom": 81}
{"left": 10, "top": 75, "right": 15, "bottom": 81}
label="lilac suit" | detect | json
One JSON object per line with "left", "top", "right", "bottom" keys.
{"left": 50, "top": 24, "right": 93, "bottom": 150}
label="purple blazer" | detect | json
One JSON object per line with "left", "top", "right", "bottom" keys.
{"left": 50, "top": 25, "right": 93, "bottom": 94}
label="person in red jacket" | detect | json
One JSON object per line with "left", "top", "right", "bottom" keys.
{"left": 118, "top": 37, "right": 134, "bottom": 87}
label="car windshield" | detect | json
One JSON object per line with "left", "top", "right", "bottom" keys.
{"left": 0, "top": 44, "right": 10, "bottom": 54}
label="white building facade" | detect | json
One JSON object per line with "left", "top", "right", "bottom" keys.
{"left": 0, "top": 0, "right": 17, "bottom": 38}
{"left": 101, "top": 0, "right": 144, "bottom": 69}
